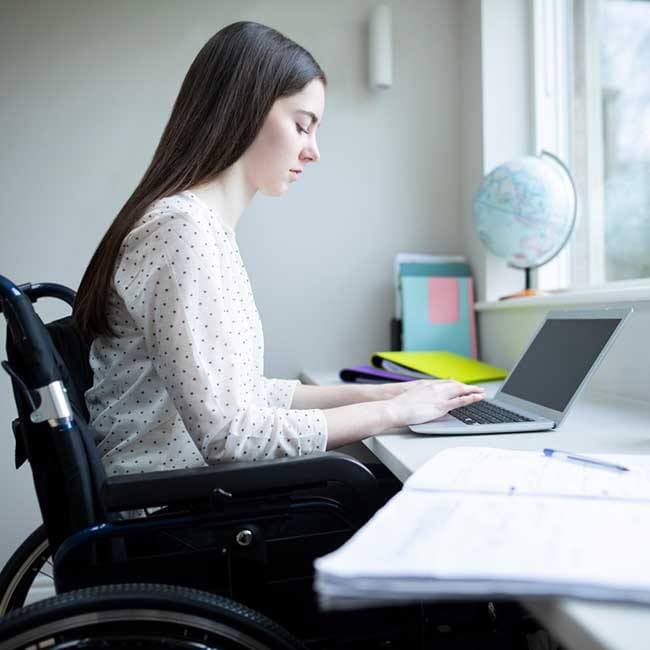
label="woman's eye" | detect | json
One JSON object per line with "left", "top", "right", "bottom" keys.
{"left": 296, "top": 124, "right": 309, "bottom": 135}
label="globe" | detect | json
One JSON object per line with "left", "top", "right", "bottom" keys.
{"left": 473, "top": 151, "right": 577, "bottom": 291}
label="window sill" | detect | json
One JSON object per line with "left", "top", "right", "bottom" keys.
{"left": 475, "top": 280, "right": 650, "bottom": 312}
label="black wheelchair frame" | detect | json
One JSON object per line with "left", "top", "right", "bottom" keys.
{"left": 0, "top": 275, "right": 441, "bottom": 649}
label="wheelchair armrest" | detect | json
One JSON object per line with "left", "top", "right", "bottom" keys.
{"left": 101, "top": 451, "right": 378, "bottom": 511}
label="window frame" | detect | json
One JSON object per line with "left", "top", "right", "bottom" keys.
{"left": 531, "top": 0, "right": 650, "bottom": 296}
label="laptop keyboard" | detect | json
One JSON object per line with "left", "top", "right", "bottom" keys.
{"left": 449, "top": 400, "right": 534, "bottom": 425}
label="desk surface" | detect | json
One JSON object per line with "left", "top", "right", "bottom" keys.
{"left": 302, "top": 370, "right": 650, "bottom": 650}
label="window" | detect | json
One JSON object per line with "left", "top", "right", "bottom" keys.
{"left": 534, "top": 0, "right": 650, "bottom": 291}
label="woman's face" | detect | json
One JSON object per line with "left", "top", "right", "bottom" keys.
{"left": 243, "top": 79, "right": 324, "bottom": 196}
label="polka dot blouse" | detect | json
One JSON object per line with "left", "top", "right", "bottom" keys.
{"left": 85, "top": 191, "right": 328, "bottom": 476}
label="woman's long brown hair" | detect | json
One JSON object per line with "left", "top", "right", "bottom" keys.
{"left": 74, "top": 21, "right": 326, "bottom": 340}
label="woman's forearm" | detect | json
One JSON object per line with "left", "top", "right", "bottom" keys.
{"left": 297, "top": 380, "right": 486, "bottom": 450}
{"left": 291, "top": 380, "right": 486, "bottom": 450}
{"left": 291, "top": 382, "right": 391, "bottom": 409}
{"left": 321, "top": 400, "right": 400, "bottom": 449}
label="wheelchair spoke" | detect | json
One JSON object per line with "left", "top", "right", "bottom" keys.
{"left": 0, "top": 533, "right": 55, "bottom": 614}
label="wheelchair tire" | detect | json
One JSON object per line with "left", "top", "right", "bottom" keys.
{"left": 0, "top": 524, "right": 51, "bottom": 615}
{"left": 0, "top": 582, "right": 307, "bottom": 650}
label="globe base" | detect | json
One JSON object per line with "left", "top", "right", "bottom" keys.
{"left": 499, "top": 288, "right": 547, "bottom": 301}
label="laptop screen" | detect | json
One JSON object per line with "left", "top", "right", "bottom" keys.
{"left": 500, "top": 317, "right": 622, "bottom": 412}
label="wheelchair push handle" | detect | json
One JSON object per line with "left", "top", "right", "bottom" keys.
{"left": 0, "top": 275, "right": 73, "bottom": 423}
{"left": 0, "top": 279, "right": 76, "bottom": 311}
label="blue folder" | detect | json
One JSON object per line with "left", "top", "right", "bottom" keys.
{"left": 400, "top": 275, "right": 477, "bottom": 357}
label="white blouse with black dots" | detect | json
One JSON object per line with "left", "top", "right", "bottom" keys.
{"left": 85, "top": 191, "right": 328, "bottom": 476}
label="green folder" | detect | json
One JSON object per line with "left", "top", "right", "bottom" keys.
{"left": 371, "top": 350, "right": 507, "bottom": 384}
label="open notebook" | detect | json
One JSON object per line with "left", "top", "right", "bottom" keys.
{"left": 315, "top": 447, "right": 650, "bottom": 609}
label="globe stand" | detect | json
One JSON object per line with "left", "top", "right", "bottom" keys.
{"left": 498, "top": 267, "right": 546, "bottom": 301}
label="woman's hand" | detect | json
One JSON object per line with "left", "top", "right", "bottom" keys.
{"left": 383, "top": 379, "right": 486, "bottom": 427}
{"left": 364, "top": 381, "right": 414, "bottom": 401}
{"left": 320, "top": 379, "right": 485, "bottom": 449}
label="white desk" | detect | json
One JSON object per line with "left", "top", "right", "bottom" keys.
{"left": 302, "top": 370, "right": 650, "bottom": 650}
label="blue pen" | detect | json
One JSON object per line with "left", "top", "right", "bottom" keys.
{"left": 543, "top": 448, "right": 630, "bottom": 472}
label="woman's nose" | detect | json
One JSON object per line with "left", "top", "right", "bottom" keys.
{"left": 302, "top": 138, "right": 320, "bottom": 163}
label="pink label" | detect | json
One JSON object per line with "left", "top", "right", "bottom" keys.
{"left": 428, "top": 277, "right": 459, "bottom": 324}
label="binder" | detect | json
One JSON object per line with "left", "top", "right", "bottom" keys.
{"left": 371, "top": 350, "right": 507, "bottom": 384}
{"left": 339, "top": 365, "right": 414, "bottom": 384}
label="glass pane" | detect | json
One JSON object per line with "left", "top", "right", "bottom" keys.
{"left": 600, "top": 0, "right": 650, "bottom": 281}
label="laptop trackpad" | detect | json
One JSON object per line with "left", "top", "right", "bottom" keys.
{"left": 424, "top": 414, "right": 457, "bottom": 425}
{"left": 427, "top": 414, "right": 460, "bottom": 424}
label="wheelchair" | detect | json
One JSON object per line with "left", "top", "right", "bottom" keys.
{"left": 0, "top": 275, "right": 535, "bottom": 650}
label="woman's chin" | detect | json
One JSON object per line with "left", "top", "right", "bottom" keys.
{"left": 259, "top": 182, "right": 289, "bottom": 197}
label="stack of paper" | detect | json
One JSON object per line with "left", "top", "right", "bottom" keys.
{"left": 315, "top": 447, "right": 650, "bottom": 610}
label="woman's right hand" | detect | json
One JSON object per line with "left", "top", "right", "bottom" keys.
{"left": 384, "top": 379, "right": 486, "bottom": 427}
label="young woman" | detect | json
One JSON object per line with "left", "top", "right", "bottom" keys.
{"left": 74, "top": 21, "right": 484, "bottom": 476}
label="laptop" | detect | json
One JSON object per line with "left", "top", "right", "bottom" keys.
{"left": 410, "top": 307, "right": 633, "bottom": 435}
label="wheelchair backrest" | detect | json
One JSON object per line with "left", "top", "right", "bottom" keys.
{"left": 1, "top": 276, "right": 107, "bottom": 551}
{"left": 46, "top": 316, "right": 94, "bottom": 423}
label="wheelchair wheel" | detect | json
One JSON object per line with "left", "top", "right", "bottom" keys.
{"left": 0, "top": 524, "right": 53, "bottom": 615}
{"left": 0, "top": 582, "right": 307, "bottom": 650}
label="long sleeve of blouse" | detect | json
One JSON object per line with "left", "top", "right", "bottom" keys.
{"left": 86, "top": 192, "right": 327, "bottom": 474}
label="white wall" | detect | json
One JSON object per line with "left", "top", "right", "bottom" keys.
{"left": 0, "top": 0, "right": 462, "bottom": 564}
